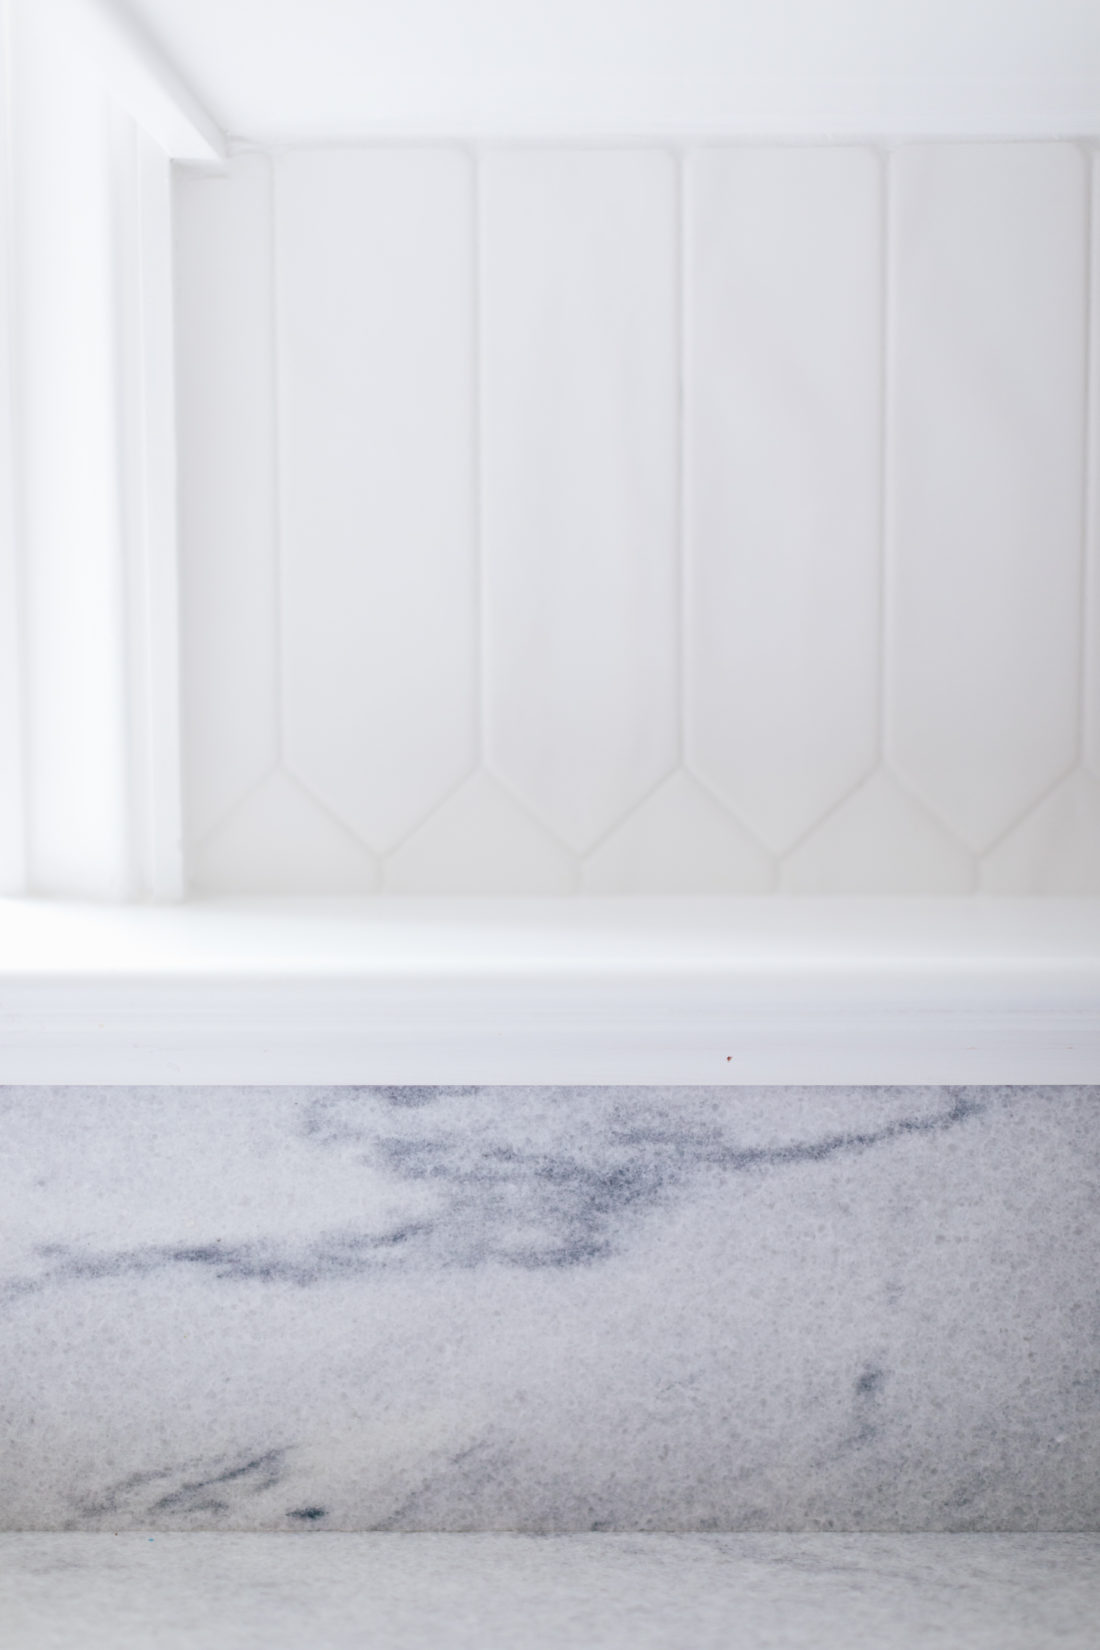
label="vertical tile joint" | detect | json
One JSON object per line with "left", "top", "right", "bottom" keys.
{"left": 471, "top": 144, "right": 486, "bottom": 772}
{"left": 876, "top": 143, "right": 893, "bottom": 774}
{"left": 268, "top": 149, "right": 286, "bottom": 770}
{"left": 675, "top": 144, "right": 688, "bottom": 773}
{"left": 1079, "top": 143, "right": 1096, "bottom": 770}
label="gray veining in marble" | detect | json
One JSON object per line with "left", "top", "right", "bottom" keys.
{"left": 2, "top": 1534, "right": 1099, "bottom": 1650}
{"left": 1, "top": 1086, "right": 1098, "bottom": 1531}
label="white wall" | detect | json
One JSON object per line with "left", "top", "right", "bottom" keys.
{"left": 176, "top": 141, "right": 1100, "bottom": 896}
{"left": 132, "top": 0, "right": 1100, "bottom": 140}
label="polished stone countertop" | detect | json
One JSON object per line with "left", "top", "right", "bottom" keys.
{"left": 2, "top": 1533, "right": 1097, "bottom": 1650}
{"left": 6, "top": 1084, "right": 1098, "bottom": 1533}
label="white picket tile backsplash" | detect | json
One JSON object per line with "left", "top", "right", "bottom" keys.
{"left": 278, "top": 148, "right": 478, "bottom": 852}
{"left": 684, "top": 146, "right": 882, "bottom": 854}
{"left": 190, "top": 769, "right": 379, "bottom": 894}
{"left": 579, "top": 771, "right": 774, "bottom": 894}
{"left": 382, "top": 771, "right": 576, "bottom": 895}
{"left": 778, "top": 770, "right": 976, "bottom": 895}
{"left": 178, "top": 141, "right": 1099, "bottom": 895}
{"left": 887, "top": 144, "right": 1087, "bottom": 853}
{"left": 979, "top": 770, "right": 1100, "bottom": 895}
{"left": 481, "top": 150, "right": 680, "bottom": 852}
{"left": 177, "top": 152, "right": 279, "bottom": 847}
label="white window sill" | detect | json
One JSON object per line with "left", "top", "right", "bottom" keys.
{"left": 1, "top": 896, "right": 1097, "bottom": 1084}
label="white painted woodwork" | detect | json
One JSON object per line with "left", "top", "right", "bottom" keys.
{"left": 0, "top": 898, "right": 1097, "bottom": 1083}
{"left": 34, "top": 0, "right": 223, "bottom": 160}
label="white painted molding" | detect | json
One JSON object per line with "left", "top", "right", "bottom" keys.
{"left": 1, "top": 897, "right": 1097, "bottom": 1082}
{"left": 0, "top": 2, "right": 26, "bottom": 894}
{"left": 32, "top": 0, "right": 223, "bottom": 162}
{"left": 119, "top": 121, "right": 184, "bottom": 898}
{"left": 5, "top": 7, "right": 184, "bottom": 898}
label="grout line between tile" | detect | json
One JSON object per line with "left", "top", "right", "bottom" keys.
{"left": 683, "top": 769, "right": 775, "bottom": 858}
{"left": 476, "top": 763, "right": 583, "bottom": 889}
{"left": 675, "top": 144, "right": 687, "bottom": 768}
{"left": 772, "top": 766, "right": 872, "bottom": 866}
{"left": 187, "top": 763, "right": 279, "bottom": 858}
{"left": 471, "top": 145, "right": 487, "bottom": 769}
{"left": 230, "top": 133, "right": 1099, "bottom": 158}
{"left": 975, "top": 758, "right": 1081, "bottom": 862}
{"left": 363, "top": 147, "right": 492, "bottom": 876}
{"left": 877, "top": 143, "right": 892, "bottom": 772}
{"left": 278, "top": 760, "right": 382, "bottom": 861}
{"left": 769, "top": 145, "right": 895, "bottom": 876}
{"left": 268, "top": 149, "right": 286, "bottom": 767}
{"left": 378, "top": 760, "right": 488, "bottom": 865}
{"left": 576, "top": 767, "right": 680, "bottom": 864}
{"left": 1080, "top": 145, "right": 1097, "bottom": 771}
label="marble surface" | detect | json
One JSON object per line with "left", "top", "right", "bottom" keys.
{"left": 2, "top": 1534, "right": 1099, "bottom": 1650}
{"left": 1, "top": 1085, "right": 1098, "bottom": 1531}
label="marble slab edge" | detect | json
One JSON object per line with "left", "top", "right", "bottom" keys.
{"left": 0, "top": 978, "right": 1098, "bottom": 1081}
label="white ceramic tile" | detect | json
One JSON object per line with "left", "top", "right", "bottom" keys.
{"left": 170, "top": 139, "right": 1094, "bottom": 898}
{"left": 780, "top": 770, "right": 975, "bottom": 894}
{"left": 482, "top": 150, "right": 679, "bottom": 852}
{"left": 685, "top": 147, "right": 882, "bottom": 853}
{"left": 175, "top": 154, "right": 280, "bottom": 847}
{"left": 190, "top": 769, "right": 378, "bottom": 894}
{"left": 888, "top": 143, "right": 1087, "bottom": 851}
{"left": 979, "top": 770, "right": 1100, "bottom": 894}
{"left": 278, "top": 149, "right": 476, "bottom": 852}
{"left": 580, "top": 771, "right": 773, "bottom": 893}
{"left": 382, "top": 771, "right": 575, "bottom": 894}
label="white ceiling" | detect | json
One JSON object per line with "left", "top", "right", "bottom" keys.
{"left": 123, "top": 0, "right": 1100, "bottom": 141}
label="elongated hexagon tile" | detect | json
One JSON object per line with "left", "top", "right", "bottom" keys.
{"left": 189, "top": 769, "right": 378, "bottom": 895}
{"left": 580, "top": 772, "right": 773, "bottom": 893}
{"left": 780, "top": 770, "right": 975, "bottom": 894}
{"left": 685, "top": 146, "right": 882, "bottom": 853}
{"left": 980, "top": 769, "right": 1100, "bottom": 894}
{"left": 278, "top": 148, "right": 477, "bottom": 852}
{"left": 175, "top": 153, "right": 279, "bottom": 847}
{"left": 382, "top": 772, "right": 576, "bottom": 895}
{"left": 482, "top": 149, "right": 679, "bottom": 852}
{"left": 888, "top": 143, "right": 1086, "bottom": 851}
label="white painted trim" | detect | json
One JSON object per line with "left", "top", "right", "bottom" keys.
{"left": 0, "top": 0, "right": 26, "bottom": 894}
{"left": 120, "top": 123, "right": 183, "bottom": 898}
{"left": 1, "top": 898, "right": 1097, "bottom": 1082}
{"left": 32, "top": 0, "right": 224, "bottom": 162}
{"left": 0, "top": 981, "right": 1094, "bottom": 1085}
{"left": 5, "top": 11, "right": 185, "bottom": 898}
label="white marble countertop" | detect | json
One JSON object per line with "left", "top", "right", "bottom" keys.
{"left": 1, "top": 897, "right": 1099, "bottom": 1082}
{"left": 2, "top": 1533, "right": 1097, "bottom": 1650}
